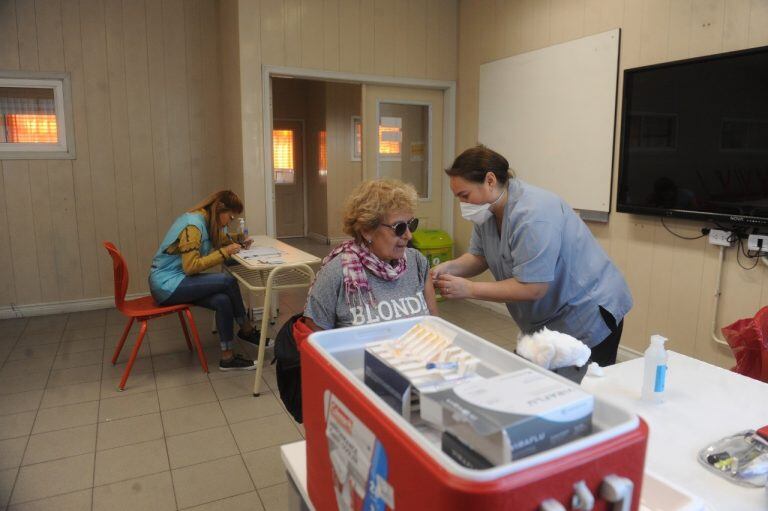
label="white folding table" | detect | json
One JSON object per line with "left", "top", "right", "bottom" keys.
{"left": 226, "top": 235, "right": 320, "bottom": 395}
{"left": 582, "top": 350, "right": 768, "bottom": 511}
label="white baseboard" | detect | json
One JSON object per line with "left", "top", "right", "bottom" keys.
{"left": 306, "top": 232, "right": 352, "bottom": 246}
{"left": 617, "top": 345, "right": 642, "bottom": 362}
{"left": 0, "top": 293, "right": 145, "bottom": 320}
{"left": 306, "top": 232, "right": 329, "bottom": 244}
{"left": 328, "top": 235, "right": 352, "bottom": 245}
{"left": 467, "top": 299, "right": 509, "bottom": 316}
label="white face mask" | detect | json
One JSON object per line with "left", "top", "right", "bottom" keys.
{"left": 459, "top": 188, "right": 506, "bottom": 224}
{"left": 460, "top": 202, "right": 493, "bottom": 224}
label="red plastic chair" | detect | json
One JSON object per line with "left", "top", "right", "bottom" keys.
{"left": 103, "top": 242, "right": 208, "bottom": 390}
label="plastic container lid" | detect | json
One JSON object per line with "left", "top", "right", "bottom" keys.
{"left": 412, "top": 229, "right": 452, "bottom": 249}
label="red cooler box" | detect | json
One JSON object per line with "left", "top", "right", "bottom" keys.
{"left": 302, "top": 317, "right": 648, "bottom": 510}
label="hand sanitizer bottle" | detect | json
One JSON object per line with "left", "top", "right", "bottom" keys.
{"left": 238, "top": 218, "right": 247, "bottom": 243}
{"left": 641, "top": 335, "right": 668, "bottom": 403}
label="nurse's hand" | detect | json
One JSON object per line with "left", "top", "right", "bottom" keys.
{"left": 435, "top": 274, "right": 474, "bottom": 300}
{"left": 430, "top": 260, "right": 454, "bottom": 280}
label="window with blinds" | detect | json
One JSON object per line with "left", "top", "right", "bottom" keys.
{"left": 378, "top": 116, "right": 402, "bottom": 160}
{"left": 351, "top": 116, "right": 361, "bottom": 161}
{"left": 273, "top": 129, "right": 295, "bottom": 184}
{"left": 1, "top": 87, "right": 57, "bottom": 143}
{"left": 0, "top": 73, "right": 74, "bottom": 159}
{"left": 377, "top": 103, "right": 430, "bottom": 198}
{"left": 319, "top": 130, "right": 327, "bottom": 177}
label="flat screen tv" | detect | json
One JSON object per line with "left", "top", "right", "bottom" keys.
{"left": 617, "top": 45, "right": 768, "bottom": 227}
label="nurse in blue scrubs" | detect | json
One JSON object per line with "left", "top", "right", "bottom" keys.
{"left": 432, "top": 145, "right": 632, "bottom": 366}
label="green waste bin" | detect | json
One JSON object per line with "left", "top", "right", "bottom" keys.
{"left": 411, "top": 229, "right": 453, "bottom": 300}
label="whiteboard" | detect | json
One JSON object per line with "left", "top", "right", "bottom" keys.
{"left": 478, "top": 29, "right": 620, "bottom": 214}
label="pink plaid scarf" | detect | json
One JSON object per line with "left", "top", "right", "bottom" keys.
{"left": 321, "top": 240, "right": 408, "bottom": 305}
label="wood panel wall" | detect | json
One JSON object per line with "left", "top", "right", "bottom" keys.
{"left": 0, "top": 0, "right": 459, "bottom": 309}
{"left": 305, "top": 81, "right": 328, "bottom": 239}
{"left": 0, "top": 0, "right": 226, "bottom": 306}
{"left": 236, "top": 0, "right": 459, "bottom": 237}
{"left": 456, "top": 0, "right": 768, "bottom": 368}
{"left": 326, "top": 82, "right": 362, "bottom": 241}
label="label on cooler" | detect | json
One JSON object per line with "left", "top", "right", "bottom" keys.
{"left": 324, "top": 391, "right": 395, "bottom": 511}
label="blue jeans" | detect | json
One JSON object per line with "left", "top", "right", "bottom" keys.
{"left": 162, "top": 273, "right": 247, "bottom": 351}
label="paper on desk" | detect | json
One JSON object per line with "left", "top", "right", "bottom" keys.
{"left": 255, "top": 256, "right": 284, "bottom": 264}
{"left": 238, "top": 251, "right": 286, "bottom": 264}
{"left": 239, "top": 246, "right": 282, "bottom": 263}
{"left": 240, "top": 246, "right": 282, "bottom": 257}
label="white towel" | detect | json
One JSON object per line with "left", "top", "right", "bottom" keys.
{"left": 516, "top": 327, "right": 591, "bottom": 370}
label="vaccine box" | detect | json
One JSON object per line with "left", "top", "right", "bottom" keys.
{"left": 302, "top": 317, "right": 648, "bottom": 511}
{"left": 362, "top": 320, "right": 484, "bottom": 419}
{"left": 426, "top": 369, "right": 594, "bottom": 468}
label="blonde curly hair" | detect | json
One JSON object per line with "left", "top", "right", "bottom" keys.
{"left": 342, "top": 179, "right": 418, "bottom": 240}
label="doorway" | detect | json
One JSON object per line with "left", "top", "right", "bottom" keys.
{"left": 271, "top": 77, "right": 363, "bottom": 243}
{"left": 272, "top": 119, "right": 305, "bottom": 238}
{"left": 264, "top": 68, "right": 456, "bottom": 240}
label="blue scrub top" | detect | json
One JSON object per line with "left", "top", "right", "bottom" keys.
{"left": 469, "top": 179, "right": 632, "bottom": 348}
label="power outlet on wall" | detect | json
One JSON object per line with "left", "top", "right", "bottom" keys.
{"left": 747, "top": 234, "right": 768, "bottom": 253}
{"left": 708, "top": 229, "right": 733, "bottom": 247}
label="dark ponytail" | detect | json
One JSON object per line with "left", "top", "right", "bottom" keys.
{"left": 445, "top": 145, "right": 512, "bottom": 184}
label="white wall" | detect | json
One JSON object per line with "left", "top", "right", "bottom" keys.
{"left": 456, "top": 0, "right": 768, "bottom": 368}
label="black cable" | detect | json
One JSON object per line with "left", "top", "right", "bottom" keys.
{"left": 713, "top": 221, "right": 732, "bottom": 232}
{"left": 657, "top": 219, "right": 767, "bottom": 269}
{"left": 738, "top": 235, "right": 762, "bottom": 259}
{"left": 660, "top": 217, "right": 707, "bottom": 240}
{"left": 736, "top": 238, "right": 761, "bottom": 270}
{"left": 739, "top": 237, "right": 751, "bottom": 258}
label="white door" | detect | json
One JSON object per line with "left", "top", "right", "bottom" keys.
{"left": 273, "top": 120, "right": 305, "bottom": 238}
{"left": 362, "top": 85, "right": 445, "bottom": 229}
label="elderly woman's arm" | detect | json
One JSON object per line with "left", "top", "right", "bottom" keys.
{"left": 303, "top": 317, "right": 323, "bottom": 332}
{"left": 424, "top": 272, "right": 439, "bottom": 316}
{"left": 302, "top": 265, "right": 338, "bottom": 331}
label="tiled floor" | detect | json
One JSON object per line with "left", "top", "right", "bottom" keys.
{"left": 0, "top": 238, "right": 519, "bottom": 510}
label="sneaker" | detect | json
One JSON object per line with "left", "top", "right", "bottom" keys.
{"left": 219, "top": 354, "right": 256, "bottom": 371}
{"left": 237, "top": 328, "right": 261, "bottom": 346}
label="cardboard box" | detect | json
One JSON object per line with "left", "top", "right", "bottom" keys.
{"left": 423, "top": 369, "right": 593, "bottom": 467}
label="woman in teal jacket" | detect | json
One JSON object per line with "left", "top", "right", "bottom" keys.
{"left": 149, "top": 190, "right": 259, "bottom": 371}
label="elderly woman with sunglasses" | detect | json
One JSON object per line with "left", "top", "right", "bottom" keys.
{"left": 303, "top": 179, "right": 438, "bottom": 331}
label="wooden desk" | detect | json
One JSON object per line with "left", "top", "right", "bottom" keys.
{"left": 226, "top": 236, "right": 320, "bottom": 395}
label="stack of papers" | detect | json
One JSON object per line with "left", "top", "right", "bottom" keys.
{"left": 238, "top": 246, "right": 284, "bottom": 264}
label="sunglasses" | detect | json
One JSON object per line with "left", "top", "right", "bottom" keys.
{"left": 380, "top": 217, "right": 419, "bottom": 237}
